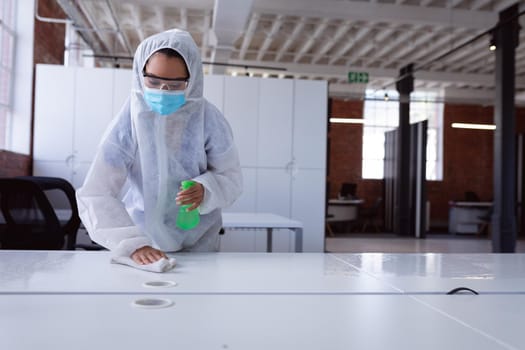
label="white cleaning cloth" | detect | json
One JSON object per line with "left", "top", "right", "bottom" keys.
{"left": 111, "top": 256, "right": 177, "bottom": 273}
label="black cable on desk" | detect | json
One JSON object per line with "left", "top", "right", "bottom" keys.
{"left": 446, "top": 287, "right": 479, "bottom": 295}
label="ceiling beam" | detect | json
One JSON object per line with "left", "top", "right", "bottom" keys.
{"left": 311, "top": 20, "right": 352, "bottom": 64}
{"left": 110, "top": 0, "right": 213, "bottom": 9}
{"left": 180, "top": 8, "right": 188, "bottom": 30}
{"left": 447, "top": 0, "right": 465, "bottom": 8}
{"left": 209, "top": 0, "right": 254, "bottom": 73}
{"left": 409, "top": 28, "right": 477, "bottom": 67}
{"left": 494, "top": 0, "right": 522, "bottom": 12}
{"left": 256, "top": 15, "right": 283, "bottom": 61}
{"left": 420, "top": 0, "right": 434, "bottom": 7}
{"left": 253, "top": 0, "right": 497, "bottom": 30}
{"left": 227, "top": 58, "right": 525, "bottom": 88}
{"left": 293, "top": 18, "right": 329, "bottom": 63}
{"left": 329, "top": 27, "right": 375, "bottom": 65}
{"left": 344, "top": 27, "right": 395, "bottom": 66}
{"left": 275, "top": 18, "right": 306, "bottom": 61}
{"left": 201, "top": 12, "right": 211, "bottom": 58}
{"left": 470, "top": 0, "right": 493, "bottom": 10}
{"left": 239, "top": 14, "right": 259, "bottom": 59}
{"left": 443, "top": 40, "right": 490, "bottom": 71}
{"left": 380, "top": 27, "right": 445, "bottom": 68}
{"left": 368, "top": 26, "right": 424, "bottom": 67}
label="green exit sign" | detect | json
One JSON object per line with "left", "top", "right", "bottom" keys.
{"left": 348, "top": 72, "right": 369, "bottom": 84}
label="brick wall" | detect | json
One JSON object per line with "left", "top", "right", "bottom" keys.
{"left": 328, "top": 98, "right": 525, "bottom": 229}
{"left": 33, "top": 0, "right": 66, "bottom": 65}
{"left": 0, "top": 150, "right": 31, "bottom": 177}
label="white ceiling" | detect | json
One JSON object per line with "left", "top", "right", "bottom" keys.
{"left": 53, "top": 0, "right": 525, "bottom": 103}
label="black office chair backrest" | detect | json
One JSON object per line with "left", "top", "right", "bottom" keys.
{"left": 0, "top": 177, "right": 80, "bottom": 250}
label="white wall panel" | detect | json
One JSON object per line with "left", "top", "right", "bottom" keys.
{"left": 291, "top": 168, "right": 326, "bottom": 252}
{"left": 74, "top": 68, "right": 114, "bottom": 162}
{"left": 112, "top": 69, "right": 132, "bottom": 116}
{"left": 223, "top": 76, "right": 258, "bottom": 167}
{"left": 257, "top": 79, "right": 293, "bottom": 167}
{"left": 293, "top": 80, "right": 328, "bottom": 169}
{"left": 33, "top": 65, "right": 75, "bottom": 161}
{"left": 256, "top": 168, "right": 291, "bottom": 216}
{"left": 256, "top": 168, "right": 292, "bottom": 252}
{"left": 203, "top": 75, "right": 224, "bottom": 113}
{"left": 223, "top": 167, "right": 256, "bottom": 213}
{"left": 32, "top": 160, "right": 73, "bottom": 183}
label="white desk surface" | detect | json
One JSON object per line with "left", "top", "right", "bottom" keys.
{"left": 328, "top": 199, "right": 364, "bottom": 205}
{"left": 0, "top": 294, "right": 511, "bottom": 350}
{"left": 222, "top": 212, "right": 302, "bottom": 228}
{"left": 333, "top": 253, "right": 525, "bottom": 294}
{"left": 413, "top": 295, "right": 525, "bottom": 350}
{"left": 0, "top": 251, "right": 396, "bottom": 294}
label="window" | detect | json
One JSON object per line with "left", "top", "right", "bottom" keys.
{"left": 362, "top": 89, "right": 443, "bottom": 180}
{"left": 0, "top": 0, "right": 16, "bottom": 149}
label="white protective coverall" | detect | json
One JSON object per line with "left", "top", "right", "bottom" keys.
{"left": 76, "top": 29, "right": 242, "bottom": 257}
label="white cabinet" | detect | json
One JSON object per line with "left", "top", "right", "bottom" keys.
{"left": 293, "top": 80, "right": 327, "bottom": 169}
{"left": 33, "top": 65, "right": 75, "bottom": 162}
{"left": 210, "top": 76, "right": 327, "bottom": 252}
{"left": 202, "top": 74, "right": 224, "bottom": 113}
{"left": 112, "top": 69, "right": 132, "bottom": 116}
{"left": 223, "top": 76, "right": 259, "bottom": 167}
{"left": 257, "top": 78, "right": 293, "bottom": 168}
{"left": 74, "top": 68, "right": 114, "bottom": 163}
{"left": 291, "top": 168, "right": 326, "bottom": 252}
{"left": 33, "top": 65, "right": 132, "bottom": 206}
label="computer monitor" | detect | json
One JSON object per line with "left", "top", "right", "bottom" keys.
{"left": 339, "top": 183, "right": 357, "bottom": 199}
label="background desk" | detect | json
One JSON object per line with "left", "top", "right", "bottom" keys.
{"left": 60, "top": 211, "right": 303, "bottom": 253}
{"left": 327, "top": 199, "right": 364, "bottom": 222}
{"left": 222, "top": 212, "right": 303, "bottom": 252}
{"left": 449, "top": 201, "right": 492, "bottom": 234}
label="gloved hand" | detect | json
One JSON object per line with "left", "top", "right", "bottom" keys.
{"left": 176, "top": 181, "right": 204, "bottom": 211}
{"left": 131, "top": 246, "right": 168, "bottom": 265}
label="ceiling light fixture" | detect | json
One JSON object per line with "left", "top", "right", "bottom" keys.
{"left": 451, "top": 123, "right": 496, "bottom": 130}
{"left": 489, "top": 31, "right": 496, "bottom": 51}
{"left": 329, "top": 118, "right": 364, "bottom": 124}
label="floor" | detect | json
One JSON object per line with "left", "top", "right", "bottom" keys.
{"left": 325, "top": 232, "right": 525, "bottom": 253}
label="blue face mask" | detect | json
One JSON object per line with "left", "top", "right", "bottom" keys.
{"left": 143, "top": 87, "right": 186, "bottom": 115}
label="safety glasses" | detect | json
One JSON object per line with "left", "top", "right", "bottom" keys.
{"left": 143, "top": 73, "right": 189, "bottom": 91}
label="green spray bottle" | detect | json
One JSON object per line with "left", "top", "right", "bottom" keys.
{"left": 176, "top": 180, "right": 200, "bottom": 230}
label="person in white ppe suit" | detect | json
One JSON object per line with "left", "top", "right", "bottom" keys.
{"left": 76, "top": 29, "right": 242, "bottom": 266}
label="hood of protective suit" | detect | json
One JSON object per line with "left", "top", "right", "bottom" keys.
{"left": 132, "top": 28, "right": 203, "bottom": 103}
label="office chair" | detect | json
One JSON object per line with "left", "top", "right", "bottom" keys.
{"left": 359, "top": 197, "right": 383, "bottom": 233}
{"left": 0, "top": 177, "right": 80, "bottom": 250}
{"left": 477, "top": 207, "right": 493, "bottom": 236}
